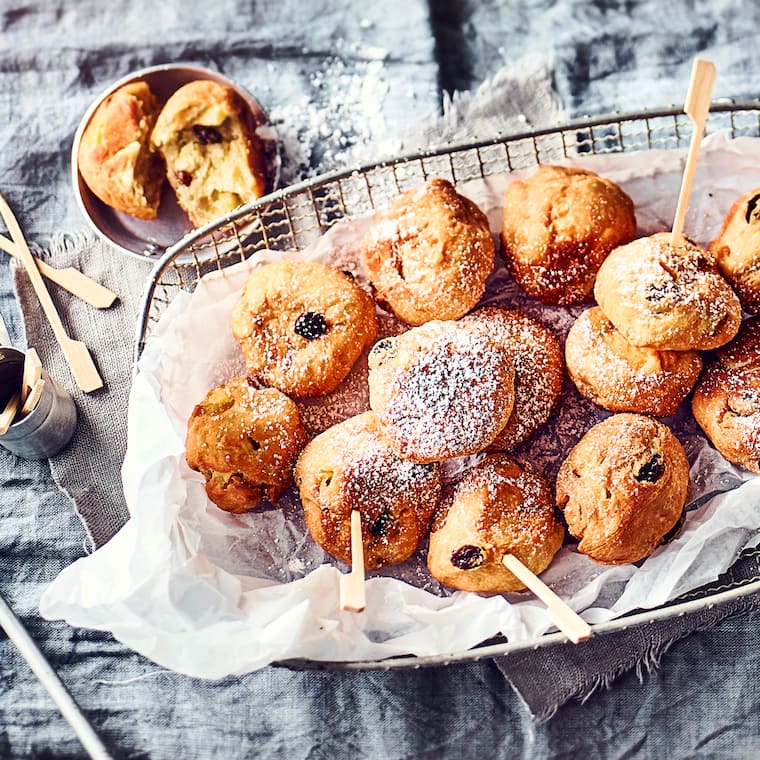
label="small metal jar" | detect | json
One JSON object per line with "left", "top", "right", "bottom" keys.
{"left": 0, "top": 347, "right": 77, "bottom": 459}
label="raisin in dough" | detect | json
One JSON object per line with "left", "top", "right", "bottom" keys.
{"left": 556, "top": 413, "right": 690, "bottom": 564}
{"left": 231, "top": 260, "right": 378, "bottom": 398}
{"left": 295, "top": 412, "right": 442, "bottom": 570}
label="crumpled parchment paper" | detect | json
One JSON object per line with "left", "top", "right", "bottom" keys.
{"left": 40, "top": 133, "right": 760, "bottom": 677}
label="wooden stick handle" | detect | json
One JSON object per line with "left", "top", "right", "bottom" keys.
{"left": 0, "top": 195, "right": 103, "bottom": 393}
{"left": 671, "top": 58, "right": 717, "bottom": 243}
{"left": 339, "top": 510, "right": 366, "bottom": 613}
{"left": 0, "top": 390, "right": 21, "bottom": 435}
{"left": 0, "top": 234, "right": 117, "bottom": 309}
{"left": 21, "top": 347, "right": 42, "bottom": 406}
{"left": 20, "top": 377, "right": 45, "bottom": 416}
{"left": 502, "top": 554, "right": 591, "bottom": 644}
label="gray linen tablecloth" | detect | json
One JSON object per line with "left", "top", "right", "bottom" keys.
{"left": 2, "top": 2, "right": 760, "bottom": 757}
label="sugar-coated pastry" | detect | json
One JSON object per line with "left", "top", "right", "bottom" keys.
{"left": 565, "top": 307, "right": 702, "bottom": 417}
{"left": 461, "top": 307, "right": 565, "bottom": 450}
{"left": 151, "top": 79, "right": 266, "bottom": 227}
{"left": 367, "top": 320, "right": 515, "bottom": 463}
{"left": 361, "top": 178, "right": 494, "bottom": 325}
{"left": 295, "top": 311, "right": 407, "bottom": 439}
{"left": 231, "top": 260, "right": 378, "bottom": 398}
{"left": 692, "top": 318, "right": 760, "bottom": 474}
{"left": 185, "top": 377, "right": 307, "bottom": 513}
{"left": 594, "top": 232, "right": 741, "bottom": 351}
{"left": 709, "top": 186, "right": 760, "bottom": 314}
{"left": 77, "top": 81, "right": 165, "bottom": 220}
{"left": 556, "top": 413, "right": 690, "bottom": 565}
{"left": 294, "top": 412, "right": 442, "bottom": 570}
{"left": 427, "top": 454, "right": 565, "bottom": 593}
{"left": 500, "top": 165, "right": 637, "bottom": 305}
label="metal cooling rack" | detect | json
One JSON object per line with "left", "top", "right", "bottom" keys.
{"left": 133, "top": 102, "right": 760, "bottom": 670}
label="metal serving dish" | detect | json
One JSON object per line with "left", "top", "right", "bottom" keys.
{"left": 71, "top": 63, "right": 279, "bottom": 261}
{"left": 134, "top": 103, "right": 760, "bottom": 670}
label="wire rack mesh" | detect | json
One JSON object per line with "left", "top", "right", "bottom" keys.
{"left": 136, "top": 101, "right": 760, "bottom": 361}
{"left": 134, "top": 102, "right": 760, "bottom": 669}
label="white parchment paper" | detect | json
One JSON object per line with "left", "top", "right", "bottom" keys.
{"left": 40, "top": 133, "right": 760, "bottom": 677}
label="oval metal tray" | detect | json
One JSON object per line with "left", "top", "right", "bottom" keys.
{"left": 134, "top": 102, "right": 760, "bottom": 670}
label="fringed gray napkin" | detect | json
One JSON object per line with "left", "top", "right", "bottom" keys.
{"left": 12, "top": 232, "right": 152, "bottom": 549}
{"left": 496, "top": 588, "right": 760, "bottom": 722}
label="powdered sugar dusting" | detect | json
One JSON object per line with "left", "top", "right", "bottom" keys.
{"left": 462, "top": 307, "right": 564, "bottom": 450}
{"left": 369, "top": 321, "right": 514, "bottom": 461}
{"left": 565, "top": 307, "right": 702, "bottom": 417}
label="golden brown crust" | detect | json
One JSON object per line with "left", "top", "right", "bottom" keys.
{"left": 361, "top": 178, "right": 494, "bottom": 325}
{"left": 709, "top": 187, "right": 760, "bottom": 314}
{"left": 594, "top": 233, "right": 741, "bottom": 351}
{"left": 77, "top": 81, "right": 164, "bottom": 219}
{"left": 367, "top": 320, "right": 515, "bottom": 463}
{"left": 151, "top": 80, "right": 267, "bottom": 227}
{"left": 692, "top": 318, "right": 760, "bottom": 474}
{"left": 427, "top": 454, "right": 565, "bottom": 593}
{"left": 294, "top": 412, "right": 442, "bottom": 570}
{"left": 555, "top": 413, "right": 690, "bottom": 564}
{"left": 565, "top": 307, "right": 703, "bottom": 417}
{"left": 231, "top": 260, "right": 378, "bottom": 399}
{"left": 500, "top": 165, "right": 637, "bottom": 305}
{"left": 461, "top": 307, "right": 565, "bottom": 450}
{"left": 185, "top": 377, "right": 307, "bottom": 513}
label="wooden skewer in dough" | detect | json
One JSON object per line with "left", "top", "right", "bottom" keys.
{"left": 671, "top": 58, "right": 717, "bottom": 245}
{"left": 502, "top": 554, "right": 591, "bottom": 644}
{"left": 339, "top": 510, "right": 366, "bottom": 613}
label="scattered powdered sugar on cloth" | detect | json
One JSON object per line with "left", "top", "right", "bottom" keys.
{"left": 39, "top": 133, "right": 760, "bottom": 677}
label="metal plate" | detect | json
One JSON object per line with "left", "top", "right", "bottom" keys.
{"left": 71, "top": 63, "right": 279, "bottom": 261}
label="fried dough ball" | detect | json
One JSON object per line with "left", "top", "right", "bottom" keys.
{"left": 462, "top": 307, "right": 565, "bottom": 450}
{"left": 367, "top": 320, "right": 515, "bottom": 463}
{"left": 427, "top": 455, "right": 565, "bottom": 593}
{"left": 594, "top": 233, "right": 741, "bottom": 351}
{"left": 295, "top": 412, "right": 442, "bottom": 570}
{"left": 692, "top": 318, "right": 760, "bottom": 474}
{"left": 151, "top": 79, "right": 266, "bottom": 227}
{"left": 709, "top": 187, "right": 760, "bottom": 314}
{"left": 500, "top": 165, "right": 637, "bottom": 304}
{"left": 78, "top": 81, "right": 165, "bottom": 219}
{"left": 556, "top": 413, "right": 690, "bottom": 564}
{"left": 231, "top": 260, "right": 378, "bottom": 398}
{"left": 361, "top": 178, "right": 494, "bottom": 325}
{"left": 185, "top": 377, "right": 307, "bottom": 513}
{"left": 565, "top": 307, "right": 702, "bottom": 417}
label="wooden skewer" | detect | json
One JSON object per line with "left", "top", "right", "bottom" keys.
{"left": 21, "top": 347, "right": 42, "bottom": 407}
{"left": 20, "top": 378, "right": 45, "bottom": 417}
{"left": 0, "top": 390, "right": 21, "bottom": 435}
{"left": 0, "top": 234, "right": 117, "bottom": 310}
{"left": 339, "top": 510, "right": 366, "bottom": 612}
{"left": 0, "top": 194, "right": 103, "bottom": 393}
{"left": 502, "top": 554, "right": 591, "bottom": 644}
{"left": 671, "top": 58, "right": 717, "bottom": 245}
